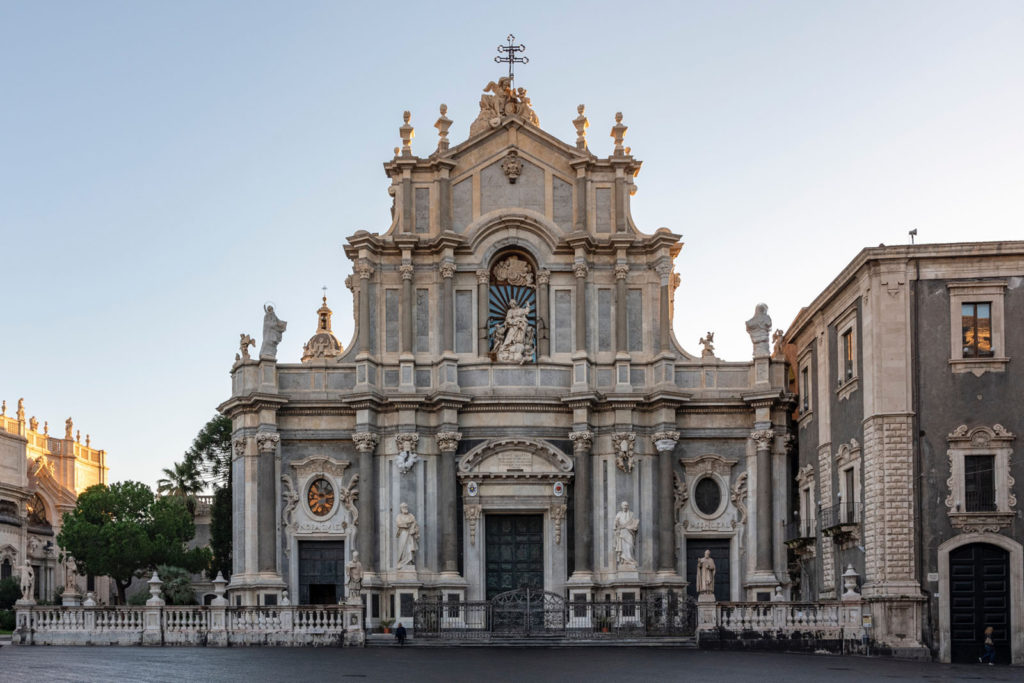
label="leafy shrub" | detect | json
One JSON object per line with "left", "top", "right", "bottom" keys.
{"left": 0, "top": 577, "right": 21, "bottom": 609}
{"left": 0, "top": 609, "right": 15, "bottom": 631}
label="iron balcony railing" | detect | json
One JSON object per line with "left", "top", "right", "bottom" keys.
{"left": 820, "top": 502, "right": 862, "bottom": 531}
{"left": 784, "top": 519, "right": 817, "bottom": 542}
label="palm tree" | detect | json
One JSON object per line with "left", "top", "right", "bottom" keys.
{"left": 157, "top": 457, "right": 204, "bottom": 515}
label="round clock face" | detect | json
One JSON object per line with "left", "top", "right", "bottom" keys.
{"left": 307, "top": 478, "right": 335, "bottom": 517}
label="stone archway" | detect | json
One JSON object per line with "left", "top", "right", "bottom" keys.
{"left": 938, "top": 532, "right": 1023, "bottom": 664}
{"left": 458, "top": 438, "right": 573, "bottom": 601}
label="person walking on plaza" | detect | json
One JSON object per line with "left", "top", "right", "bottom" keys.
{"left": 978, "top": 625, "right": 995, "bottom": 665}
{"left": 395, "top": 622, "right": 407, "bottom": 647}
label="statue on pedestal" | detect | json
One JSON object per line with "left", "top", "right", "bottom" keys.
{"left": 260, "top": 305, "right": 287, "bottom": 359}
{"left": 697, "top": 549, "right": 716, "bottom": 595}
{"left": 395, "top": 503, "right": 419, "bottom": 570}
{"left": 346, "top": 551, "right": 364, "bottom": 598}
{"left": 19, "top": 564, "right": 34, "bottom": 601}
{"left": 613, "top": 501, "right": 639, "bottom": 569}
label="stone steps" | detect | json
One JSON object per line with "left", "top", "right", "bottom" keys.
{"left": 366, "top": 634, "right": 697, "bottom": 648}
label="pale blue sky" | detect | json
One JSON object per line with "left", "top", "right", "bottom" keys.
{"left": 2, "top": 1, "right": 1022, "bottom": 489}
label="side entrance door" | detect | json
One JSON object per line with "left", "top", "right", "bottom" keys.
{"left": 950, "top": 542, "right": 1010, "bottom": 664}
{"left": 298, "top": 540, "right": 345, "bottom": 605}
{"left": 485, "top": 514, "right": 544, "bottom": 600}
{"left": 686, "top": 538, "right": 730, "bottom": 602}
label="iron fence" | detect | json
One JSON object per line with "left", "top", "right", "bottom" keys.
{"left": 413, "top": 588, "right": 695, "bottom": 640}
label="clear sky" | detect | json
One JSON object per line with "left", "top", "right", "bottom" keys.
{"left": 2, "top": 1, "right": 1022, "bottom": 490}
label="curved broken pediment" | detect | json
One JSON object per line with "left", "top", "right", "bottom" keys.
{"left": 458, "top": 438, "right": 573, "bottom": 478}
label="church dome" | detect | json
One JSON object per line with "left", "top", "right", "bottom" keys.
{"left": 301, "top": 295, "right": 343, "bottom": 362}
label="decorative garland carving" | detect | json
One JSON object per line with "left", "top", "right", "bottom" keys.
{"left": 612, "top": 432, "right": 636, "bottom": 473}
{"left": 731, "top": 472, "right": 749, "bottom": 525}
{"left": 465, "top": 504, "right": 482, "bottom": 546}
{"left": 550, "top": 504, "right": 567, "bottom": 545}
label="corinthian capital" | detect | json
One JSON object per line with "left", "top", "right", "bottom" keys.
{"left": 476, "top": 269, "right": 489, "bottom": 285}
{"left": 233, "top": 437, "right": 247, "bottom": 458}
{"left": 569, "top": 430, "right": 594, "bottom": 453}
{"left": 352, "top": 432, "right": 379, "bottom": 453}
{"left": 573, "top": 262, "right": 589, "bottom": 279}
{"left": 435, "top": 431, "right": 462, "bottom": 453}
{"left": 536, "top": 268, "right": 551, "bottom": 285}
{"left": 355, "top": 260, "right": 375, "bottom": 280}
{"left": 750, "top": 429, "right": 775, "bottom": 449}
{"left": 614, "top": 263, "right": 630, "bottom": 280}
{"left": 652, "top": 430, "right": 680, "bottom": 453}
{"left": 256, "top": 432, "right": 280, "bottom": 453}
{"left": 399, "top": 264, "right": 414, "bottom": 281}
{"left": 439, "top": 262, "right": 456, "bottom": 279}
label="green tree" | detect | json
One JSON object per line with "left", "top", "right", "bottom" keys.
{"left": 156, "top": 458, "right": 204, "bottom": 515}
{"left": 57, "top": 481, "right": 211, "bottom": 604}
{"left": 208, "top": 485, "right": 232, "bottom": 580}
{"left": 185, "top": 414, "right": 233, "bottom": 488}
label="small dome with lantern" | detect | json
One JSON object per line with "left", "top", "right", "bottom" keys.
{"left": 301, "top": 294, "right": 343, "bottom": 362}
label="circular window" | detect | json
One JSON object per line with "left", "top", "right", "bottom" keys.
{"left": 306, "top": 478, "right": 335, "bottom": 517}
{"left": 694, "top": 477, "right": 722, "bottom": 516}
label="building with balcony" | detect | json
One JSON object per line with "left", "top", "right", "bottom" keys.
{"left": 783, "top": 241, "right": 1024, "bottom": 664}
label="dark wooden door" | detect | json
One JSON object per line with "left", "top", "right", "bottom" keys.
{"left": 686, "top": 539, "right": 731, "bottom": 601}
{"left": 298, "top": 540, "right": 345, "bottom": 605}
{"left": 949, "top": 543, "right": 1010, "bottom": 664}
{"left": 485, "top": 515, "right": 544, "bottom": 599}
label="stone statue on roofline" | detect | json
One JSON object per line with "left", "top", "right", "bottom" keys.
{"left": 260, "top": 305, "right": 287, "bottom": 360}
{"left": 745, "top": 303, "right": 772, "bottom": 358}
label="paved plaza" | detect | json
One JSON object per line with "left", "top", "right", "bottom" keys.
{"left": 0, "top": 646, "right": 1017, "bottom": 682}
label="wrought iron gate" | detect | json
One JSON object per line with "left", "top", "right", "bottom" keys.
{"left": 413, "top": 589, "right": 695, "bottom": 640}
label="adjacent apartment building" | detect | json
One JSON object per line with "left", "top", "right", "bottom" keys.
{"left": 784, "top": 241, "right": 1024, "bottom": 664}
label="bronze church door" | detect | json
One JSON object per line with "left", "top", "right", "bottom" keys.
{"left": 298, "top": 540, "right": 345, "bottom": 605}
{"left": 950, "top": 543, "right": 1010, "bottom": 664}
{"left": 485, "top": 514, "right": 544, "bottom": 599}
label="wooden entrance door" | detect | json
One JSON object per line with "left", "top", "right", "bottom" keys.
{"left": 298, "top": 540, "right": 345, "bottom": 605}
{"left": 485, "top": 515, "right": 544, "bottom": 600}
{"left": 949, "top": 543, "right": 1010, "bottom": 664}
{"left": 686, "top": 539, "right": 730, "bottom": 601}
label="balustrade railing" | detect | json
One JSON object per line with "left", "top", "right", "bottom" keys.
{"left": 14, "top": 604, "right": 362, "bottom": 647}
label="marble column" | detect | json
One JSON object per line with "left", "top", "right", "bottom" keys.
{"left": 476, "top": 269, "right": 489, "bottom": 357}
{"left": 353, "top": 433, "right": 379, "bottom": 571}
{"left": 400, "top": 263, "right": 414, "bottom": 353}
{"left": 356, "top": 261, "right": 374, "bottom": 354}
{"left": 652, "top": 431, "right": 680, "bottom": 572}
{"left": 436, "top": 431, "right": 462, "bottom": 574}
{"left": 440, "top": 262, "right": 455, "bottom": 352}
{"left": 614, "top": 263, "right": 629, "bottom": 352}
{"left": 569, "top": 430, "right": 594, "bottom": 574}
{"left": 752, "top": 429, "right": 776, "bottom": 573}
{"left": 537, "top": 269, "right": 550, "bottom": 357}
{"left": 574, "top": 262, "right": 588, "bottom": 351}
{"left": 256, "top": 432, "right": 281, "bottom": 573}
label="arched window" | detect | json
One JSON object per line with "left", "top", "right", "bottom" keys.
{"left": 26, "top": 494, "right": 49, "bottom": 527}
{"left": 488, "top": 251, "right": 537, "bottom": 363}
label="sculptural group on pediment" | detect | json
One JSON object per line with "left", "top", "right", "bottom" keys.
{"left": 469, "top": 77, "right": 539, "bottom": 136}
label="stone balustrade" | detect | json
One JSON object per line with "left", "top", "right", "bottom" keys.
{"left": 13, "top": 604, "right": 365, "bottom": 647}
{"left": 698, "top": 600, "right": 864, "bottom": 643}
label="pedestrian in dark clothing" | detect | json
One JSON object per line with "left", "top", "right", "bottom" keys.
{"left": 979, "top": 626, "right": 995, "bottom": 665}
{"left": 395, "top": 622, "right": 407, "bottom": 646}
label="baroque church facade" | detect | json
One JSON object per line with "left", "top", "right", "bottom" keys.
{"left": 0, "top": 401, "right": 110, "bottom": 604}
{"left": 220, "top": 76, "right": 793, "bottom": 625}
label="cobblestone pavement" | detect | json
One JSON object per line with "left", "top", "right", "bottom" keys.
{"left": 0, "top": 645, "right": 1017, "bottom": 682}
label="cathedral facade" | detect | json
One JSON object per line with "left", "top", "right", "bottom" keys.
{"left": 220, "top": 78, "right": 792, "bottom": 626}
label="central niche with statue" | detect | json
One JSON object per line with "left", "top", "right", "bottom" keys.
{"left": 488, "top": 252, "right": 537, "bottom": 363}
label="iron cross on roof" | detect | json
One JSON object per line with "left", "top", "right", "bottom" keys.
{"left": 494, "top": 34, "right": 528, "bottom": 81}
